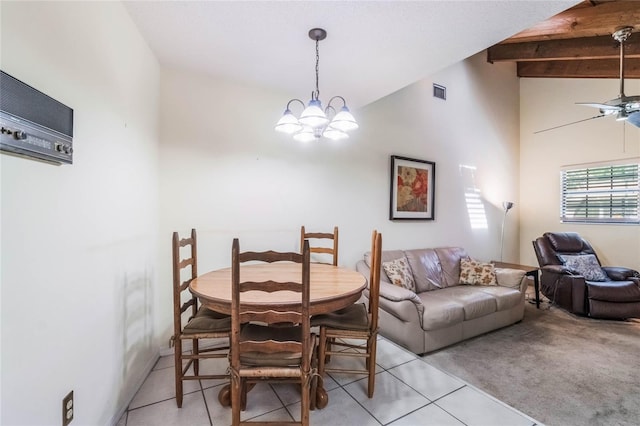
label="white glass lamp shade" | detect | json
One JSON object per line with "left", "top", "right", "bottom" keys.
{"left": 628, "top": 111, "right": 640, "bottom": 127}
{"left": 275, "top": 109, "right": 303, "bottom": 134}
{"left": 299, "top": 99, "right": 328, "bottom": 128}
{"left": 323, "top": 126, "right": 349, "bottom": 140}
{"left": 293, "top": 126, "right": 317, "bottom": 143}
{"left": 616, "top": 110, "right": 629, "bottom": 121}
{"left": 329, "top": 106, "right": 358, "bottom": 132}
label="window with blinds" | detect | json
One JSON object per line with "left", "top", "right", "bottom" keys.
{"left": 561, "top": 162, "right": 639, "bottom": 224}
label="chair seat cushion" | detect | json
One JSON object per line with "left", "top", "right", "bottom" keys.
{"left": 310, "top": 303, "right": 369, "bottom": 331}
{"left": 586, "top": 281, "right": 640, "bottom": 302}
{"left": 183, "top": 307, "right": 231, "bottom": 334}
{"left": 239, "top": 323, "right": 303, "bottom": 366}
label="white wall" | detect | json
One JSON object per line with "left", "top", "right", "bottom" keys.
{"left": 1, "top": 2, "right": 160, "bottom": 425}
{"left": 157, "top": 52, "right": 522, "bottom": 345}
{"left": 520, "top": 78, "right": 640, "bottom": 270}
{"left": 0, "top": 3, "right": 524, "bottom": 421}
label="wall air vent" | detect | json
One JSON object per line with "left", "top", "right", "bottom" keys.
{"left": 433, "top": 84, "right": 446, "bottom": 100}
{"left": 1, "top": 70, "right": 74, "bottom": 165}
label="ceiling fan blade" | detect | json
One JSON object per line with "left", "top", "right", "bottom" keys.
{"left": 576, "top": 102, "right": 621, "bottom": 111}
{"left": 534, "top": 114, "right": 606, "bottom": 134}
{"left": 627, "top": 112, "right": 640, "bottom": 128}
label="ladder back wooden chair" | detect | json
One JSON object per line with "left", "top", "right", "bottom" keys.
{"left": 230, "top": 238, "right": 316, "bottom": 426}
{"left": 313, "top": 230, "right": 381, "bottom": 398}
{"left": 171, "top": 229, "right": 230, "bottom": 408}
{"left": 300, "top": 225, "right": 338, "bottom": 266}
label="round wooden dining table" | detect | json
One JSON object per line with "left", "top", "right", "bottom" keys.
{"left": 189, "top": 262, "right": 367, "bottom": 316}
{"left": 189, "top": 262, "right": 368, "bottom": 410}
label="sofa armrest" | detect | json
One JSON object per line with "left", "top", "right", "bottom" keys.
{"left": 602, "top": 266, "right": 640, "bottom": 281}
{"left": 378, "top": 281, "right": 424, "bottom": 323}
{"left": 357, "top": 258, "right": 425, "bottom": 323}
{"left": 495, "top": 268, "right": 527, "bottom": 291}
{"left": 379, "top": 281, "right": 420, "bottom": 302}
{"left": 380, "top": 282, "right": 424, "bottom": 325}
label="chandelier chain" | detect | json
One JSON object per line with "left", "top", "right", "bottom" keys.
{"left": 274, "top": 27, "right": 358, "bottom": 141}
{"left": 314, "top": 39, "right": 320, "bottom": 100}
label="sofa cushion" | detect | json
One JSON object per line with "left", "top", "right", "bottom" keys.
{"left": 418, "top": 293, "right": 465, "bottom": 330}
{"left": 477, "top": 286, "right": 523, "bottom": 311}
{"left": 365, "top": 249, "right": 405, "bottom": 285}
{"left": 404, "top": 249, "right": 443, "bottom": 292}
{"left": 366, "top": 249, "right": 405, "bottom": 267}
{"left": 434, "top": 247, "right": 468, "bottom": 287}
{"left": 459, "top": 258, "right": 497, "bottom": 285}
{"left": 429, "top": 286, "right": 497, "bottom": 321}
{"left": 382, "top": 256, "right": 416, "bottom": 292}
{"left": 559, "top": 254, "right": 608, "bottom": 281}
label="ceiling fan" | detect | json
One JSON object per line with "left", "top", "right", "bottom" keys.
{"left": 536, "top": 26, "right": 640, "bottom": 133}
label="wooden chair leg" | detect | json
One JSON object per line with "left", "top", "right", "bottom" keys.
{"left": 192, "top": 338, "right": 199, "bottom": 375}
{"left": 310, "top": 348, "right": 318, "bottom": 411}
{"left": 325, "top": 337, "right": 334, "bottom": 363}
{"left": 301, "top": 373, "right": 310, "bottom": 426}
{"left": 231, "top": 374, "right": 241, "bottom": 426}
{"left": 367, "top": 335, "right": 377, "bottom": 398}
{"left": 174, "top": 339, "right": 184, "bottom": 408}
{"left": 318, "top": 327, "right": 327, "bottom": 379}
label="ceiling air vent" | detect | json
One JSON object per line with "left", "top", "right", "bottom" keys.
{"left": 433, "top": 84, "right": 446, "bottom": 100}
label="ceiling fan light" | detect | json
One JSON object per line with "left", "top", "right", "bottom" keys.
{"left": 299, "top": 99, "right": 328, "bottom": 128}
{"left": 275, "top": 109, "right": 303, "bottom": 134}
{"left": 329, "top": 106, "right": 359, "bottom": 132}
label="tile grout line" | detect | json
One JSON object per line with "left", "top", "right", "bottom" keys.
{"left": 199, "top": 380, "right": 214, "bottom": 426}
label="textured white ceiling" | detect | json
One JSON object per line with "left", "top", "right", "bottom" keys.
{"left": 123, "top": 0, "right": 580, "bottom": 109}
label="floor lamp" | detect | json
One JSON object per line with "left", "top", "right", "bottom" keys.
{"left": 500, "top": 201, "right": 514, "bottom": 262}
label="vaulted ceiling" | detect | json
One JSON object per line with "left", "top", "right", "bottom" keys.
{"left": 123, "top": 1, "right": 578, "bottom": 109}
{"left": 488, "top": 0, "right": 640, "bottom": 78}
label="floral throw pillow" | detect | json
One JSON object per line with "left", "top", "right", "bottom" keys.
{"left": 559, "top": 254, "right": 608, "bottom": 281}
{"left": 382, "top": 257, "right": 416, "bottom": 292}
{"left": 459, "top": 258, "right": 498, "bottom": 286}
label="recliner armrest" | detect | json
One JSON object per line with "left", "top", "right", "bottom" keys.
{"left": 602, "top": 266, "right": 640, "bottom": 281}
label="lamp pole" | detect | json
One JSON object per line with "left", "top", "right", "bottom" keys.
{"left": 500, "top": 201, "right": 514, "bottom": 262}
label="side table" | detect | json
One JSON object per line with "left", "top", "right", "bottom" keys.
{"left": 491, "top": 261, "right": 541, "bottom": 309}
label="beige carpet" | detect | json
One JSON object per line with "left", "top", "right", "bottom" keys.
{"left": 422, "top": 298, "right": 640, "bottom": 426}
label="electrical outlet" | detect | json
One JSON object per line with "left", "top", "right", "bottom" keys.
{"left": 62, "top": 391, "right": 73, "bottom": 426}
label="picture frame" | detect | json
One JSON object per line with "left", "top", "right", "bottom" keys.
{"left": 389, "top": 155, "right": 436, "bottom": 220}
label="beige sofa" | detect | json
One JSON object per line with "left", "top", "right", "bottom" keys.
{"left": 356, "top": 247, "right": 530, "bottom": 354}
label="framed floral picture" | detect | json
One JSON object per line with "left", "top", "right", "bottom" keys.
{"left": 389, "top": 155, "right": 436, "bottom": 220}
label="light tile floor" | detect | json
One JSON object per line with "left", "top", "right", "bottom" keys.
{"left": 116, "top": 336, "right": 541, "bottom": 426}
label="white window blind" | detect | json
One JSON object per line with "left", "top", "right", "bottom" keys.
{"left": 561, "top": 162, "right": 639, "bottom": 224}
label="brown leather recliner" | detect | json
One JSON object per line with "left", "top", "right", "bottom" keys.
{"left": 532, "top": 232, "right": 640, "bottom": 319}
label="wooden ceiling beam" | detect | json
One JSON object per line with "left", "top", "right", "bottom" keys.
{"left": 517, "top": 58, "right": 640, "bottom": 78}
{"left": 488, "top": 35, "right": 640, "bottom": 62}
{"left": 504, "top": 1, "right": 640, "bottom": 43}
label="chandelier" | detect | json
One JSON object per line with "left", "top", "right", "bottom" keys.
{"left": 275, "top": 28, "right": 358, "bottom": 142}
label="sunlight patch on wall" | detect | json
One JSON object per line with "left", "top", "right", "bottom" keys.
{"left": 460, "top": 165, "right": 488, "bottom": 229}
